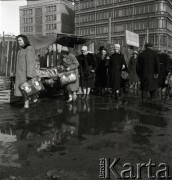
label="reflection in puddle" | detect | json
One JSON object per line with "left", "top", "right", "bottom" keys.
{"left": 0, "top": 96, "right": 168, "bottom": 170}
{"left": 0, "top": 123, "right": 20, "bottom": 168}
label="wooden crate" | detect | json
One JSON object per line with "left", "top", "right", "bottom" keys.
{"left": 0, "top": 90, "right": 20, "bottom": 103}
{"left": 0, "top": 76, "right": 11, "bottom": 91}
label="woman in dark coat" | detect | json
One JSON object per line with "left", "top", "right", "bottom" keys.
{"left": 15, "top": 34, "right": 37, "bottom": 110}
{"left": 128, "top": 51, "right": 139, "bottom": 89}
{"left": 109, "top": 44, "right": 127, "bottom": 99}
{"left": 158, "top": 52, "right": 168, "bottom": 88}
{"left": 58, "top": 47, "right": 79, "bottom": 102}
{"left": 77, "top": 46, "right": 97, "bottom": 99}
{"left": 95, "top": 47, "right": 110, "bottom": 95}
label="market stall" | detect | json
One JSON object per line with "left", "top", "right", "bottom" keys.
{"left": 29, "top": 33, "right": 93, "bottom": 96}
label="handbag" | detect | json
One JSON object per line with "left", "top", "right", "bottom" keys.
{"left": 60, "top": 71, "right": 77, "bottom": 86}
{"left": 121, "top": 71, "right": 129, "bottom": 80}
{"left": 19, "top": 76, "right": 45, "bottom": 98}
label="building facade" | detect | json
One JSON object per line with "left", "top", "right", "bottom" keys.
{"left": 74, "top": 0, "right": 172, "bottom": 55}
{"left": 20, "top": 0, "right": 75, "bottom": 36}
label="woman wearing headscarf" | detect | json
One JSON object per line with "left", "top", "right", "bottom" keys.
{"left": 128, "top": 51, "right": 139, "bottom": 89}
{"left": 77, "top": 46, "right": 97, "bottom": 100}
{"left": 109, "top": 44, "right": 127, "bottom": 99}
{"left": 15, "top": 34, "right": 37, "bottom": 110}
{"left": 95, "top": 47, "right": 110, "bottom": 95}
{"left": 58, "top": 46, "right": 79, "bottom": 102}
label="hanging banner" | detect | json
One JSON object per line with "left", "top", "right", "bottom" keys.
{"left": 126, "top": 30, "right": 139, "bottom": 47}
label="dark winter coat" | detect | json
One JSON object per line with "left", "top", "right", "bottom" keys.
{"left": 136, "top": 48, "right": 160, "bottom": 91}
{"left": 77, "top": 53, "right": 97, "bottom": 87}
{"left": 95, "top": 53, "right": 110, "bottom": 88}
{"left": 128, "top": 56, "right": 139, "bottom": 83}
{"left": 14, "top": 45, "right": 37, "bottom": 97}
{"left": 158, "top": 53, "right": 168, "bottom": 88}
{"left": 58, "top": 53, "right": 79, "bottom": 92}
{"left": 109, "top": 52, "right": 127, "bottom": 90}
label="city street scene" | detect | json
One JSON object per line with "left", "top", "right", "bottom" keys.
{"left": 0, "top": 0, "right": 172, "bottom": 179}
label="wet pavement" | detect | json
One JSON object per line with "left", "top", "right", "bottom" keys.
{"left": 0, "top": 90, "right": 172, "bottom": 180}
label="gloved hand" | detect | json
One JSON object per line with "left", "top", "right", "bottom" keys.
{"left": 27, "top": 77, "right": 32, "bottom": 81}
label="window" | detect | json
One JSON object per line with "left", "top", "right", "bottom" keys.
{"left": 23, "top": 9, "right": 33, "bottom": 15}
{"left": 46, "top": 32, "right": 56, "bottom": 36}
{"left": 23, "top": 26, "right": 33, "bottom": 32}
{"left": 46, "top": 15, "right": 56, "bottom": 21}
{"left": 46, "top": 24, "right": 57, "bottom": 30}
{"left": 45, "top": 5, "right": 56, "bottom": 12}
{"left": 113, "top": 24, "right": 124, "bottom": 32}
{"left": 23, "top": 18, "right": 33, "bottom": 24}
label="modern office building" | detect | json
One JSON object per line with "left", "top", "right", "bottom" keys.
{"left": 19, "top": 0, "right": 75, "bottom": 36}
{"left": 74, "top": 0, "right": 172, "bottom": 55}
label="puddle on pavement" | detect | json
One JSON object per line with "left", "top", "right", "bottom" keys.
{"left": 0, "top": 97, "right": 168, "bottom": 168}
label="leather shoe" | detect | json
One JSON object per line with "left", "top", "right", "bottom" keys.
{"left": 30, "top": 99, "right": 40, "bottom": 106}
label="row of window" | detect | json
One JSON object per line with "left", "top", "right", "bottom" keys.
{"left": 46, "top": 32, "right": 56, "bottom": 36}
{"left": 75, "top": 1, "right": 165, "bottom": 11}
{"left": 23, "top": 5, "right": 57, "bottom": 16}
{"left": 46, "top": 24, "right": 57, "bottom": 30}
{"left": 77, "top": 19, "right": 168, "bottom": 36}
{"left": 45, "top": 5, "right": 56, "bottom": 12}
{"left": 76, "top": 4, "right": 165, "bottom": 24}
{"left": 76, "top": 0, "right": 133, "bottom": 10}
{"left": 167, "top": 21, "right": 172, "bottom": 32}
{"left": 23, "top": 9, "right": 33, "bottom": 15}
{"left": 23, "top": 18, "right": 33, "bottom": 24}
{"left": 46, "top": 15, "right": 56, "bottom": 21}
{"left": 168, "top": 37, "right": 172, "bottom": 48}
{"left": 23, "top": 26, "right": 33, "bottom": 32}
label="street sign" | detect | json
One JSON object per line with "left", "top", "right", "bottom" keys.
{"left": 125, "top": 30, "right": 139, "bottom": 47}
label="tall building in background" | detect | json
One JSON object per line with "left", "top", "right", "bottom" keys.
{"left": 75, "top": 0, "right": 172, "bottom": 55}
{"left": 20, "top": 0, "right": 75, "bottom": 36}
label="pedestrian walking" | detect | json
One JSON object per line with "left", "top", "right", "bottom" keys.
{"left": 77, "top": 46, "right": 97, "bottom": 100}
{"left": 136, "top": 43, "right": 160, "bottom": 101}
{"left": 157, "top": 51, "right": 169, "bottom": 99}
{"left": 58, "top": 46, "right": 79, "bottom": 103}
{"left": 14, "top": 34, "right": 38, "bottom": 111}
{"left": 95, "top": 47, "right": 110, "bottom": 95}
{"left": 109, "top": 44, "right": 127, "bottom": 99}
{"left": 128, "top": 51, "right": 139, "bottom": 89}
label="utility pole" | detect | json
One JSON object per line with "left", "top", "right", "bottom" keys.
{"left": 146, "top": 15, "right": 150, "bottom": 43}
{"left": 108, "top": 17, "right": 112, "bottom": 44}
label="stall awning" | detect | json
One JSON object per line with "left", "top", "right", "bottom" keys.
{"left": 29, "top": 33, "right": 91, "bottom": 50}
{"left": 55, "top": 33, "right": 88, "bottom": 47}
{"left": 29, "top": 35, "right": 56, "bottom": 50}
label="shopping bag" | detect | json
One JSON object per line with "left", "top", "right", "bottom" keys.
{"left": 60, "top": 71, "right": 77, "bottom": 86}
{"left": 19, "top": 76, "right": 44, "bottom": 98}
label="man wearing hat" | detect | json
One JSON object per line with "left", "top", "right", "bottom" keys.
{"left": 136, "top": 43, "right": 160, "bottom": 101}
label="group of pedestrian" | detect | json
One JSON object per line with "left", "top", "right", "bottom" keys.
{"left": 14, "top": 34, "right": 171, "bottom": 111}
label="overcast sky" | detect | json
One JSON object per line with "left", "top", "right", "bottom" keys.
{"left": 0, "top": 0, "right": 27, "bottom": 36}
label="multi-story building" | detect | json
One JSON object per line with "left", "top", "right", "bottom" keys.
{"left": 75, "top": 0, "right": 172, "bottom": 55}
{"left": 19, "top": 0, "right": 75, "bottom": 36}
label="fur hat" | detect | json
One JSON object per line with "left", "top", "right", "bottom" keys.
{"left": 114, "top": 44, "right": 120, "bottom": 48}
{"left": 81, "top": 46, "right": 88, "bottom": 51}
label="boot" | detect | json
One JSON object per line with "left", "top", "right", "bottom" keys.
{"left": 66, "top": 94, "right": 72, "bottom": 103}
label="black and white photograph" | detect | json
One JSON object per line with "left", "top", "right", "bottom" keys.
{"left": 0, "top": 0, "right": 172, "bottom": 179}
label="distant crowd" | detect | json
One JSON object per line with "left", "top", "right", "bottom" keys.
{"left": 14, "top": 34, "right": 172, "bottom": 110}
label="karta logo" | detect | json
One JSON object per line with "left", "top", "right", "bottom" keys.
{"left": 99, "top": 158, "right": 171, "bottom": 179}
